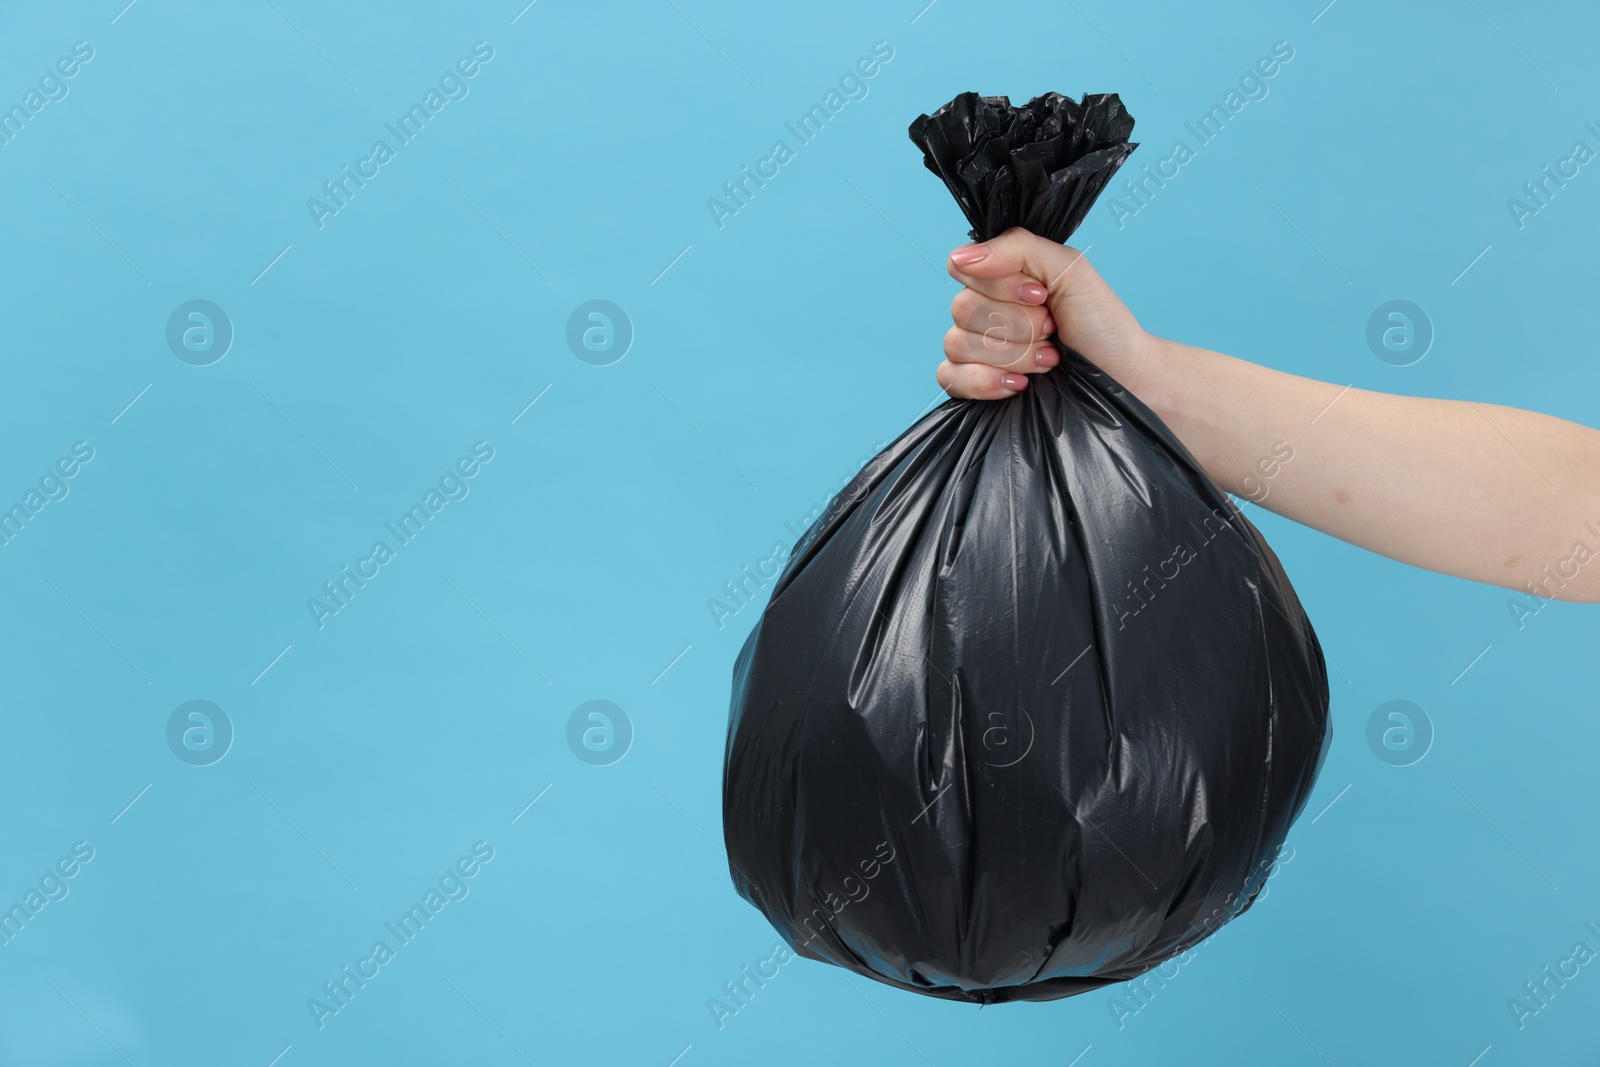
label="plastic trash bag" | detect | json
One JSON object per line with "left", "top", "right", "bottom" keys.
{"left": 721, "top": 91, "right": 1331, "bottom": 1003}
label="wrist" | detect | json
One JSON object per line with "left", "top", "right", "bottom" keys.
{"left": 1117, "top": 331, "right": 1176, "bottom": 419}
{"left": 1126, "top": 337, "right": 1244, "bottom": 492}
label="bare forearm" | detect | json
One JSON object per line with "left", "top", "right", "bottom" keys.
{"left": 1136, "top": 336, "right": 1600, "bottom": 602}
{"left": 939, "top": 233, "right": 1600, "bottom": 599}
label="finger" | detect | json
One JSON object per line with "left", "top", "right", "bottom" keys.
{"left": 945, "top": 264, "right": 1052, "bottom": 308}
{"left": 936, "top": 360, "right": 1030, "bottom": 400}
{"left": 948, "top": 230, "right": 1092, "bottom": 302}
{"left": 943, "top": 326, "right": 1059, "bottom": 372}
{"left": 950, "top": 288, "right": 1054, "bottom": 342}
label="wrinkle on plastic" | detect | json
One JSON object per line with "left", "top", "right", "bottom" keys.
{"left": 722, "top": 92, "right": 1331, "bottom": 1004}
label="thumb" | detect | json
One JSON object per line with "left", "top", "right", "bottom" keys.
{"left": 948, "top": 227, "right": 1089, "bottom": 297}
{"left": 949, "top": 227, "right": 1150, "bottom": 389}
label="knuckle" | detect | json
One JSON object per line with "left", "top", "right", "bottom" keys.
{"left": 942, "top": 326, "right": 966, "bottom": 360}
{"left": 950, "top": 287, "right": 978, "bottom": 322}
{"left": 1027, "top": 307, "right": 1050, "bottom": 339}
{"left": 997, "top": 306, "right": 1031, "bottom": 341}
{"left": 980, "top": 313, "right": 1010, "bottom": 351}
{"left": 986, "top": 337, "right": 1024, "bottom": 368}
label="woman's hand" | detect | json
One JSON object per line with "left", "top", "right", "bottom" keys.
{"left": 938, "top": 235, "right": 1600, "bottom": 603}
{"left": 939, "top": 227, "right": 1157, "bottom": 401}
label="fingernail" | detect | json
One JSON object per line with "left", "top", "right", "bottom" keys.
{"left": 1000, "top": 373, "right": 1028, "bottom": 391}
{"left": 1040, "top": 314, "right": 1055, "bottom": 335}
{"left": 950, "top": 245, "right": 988, "bottom": 266}
{"left": 1018, "top": 282, "right": 1048, "bottom": 303}
{"left": 1035, "top": 347, "right": 1059, "bottom": 368}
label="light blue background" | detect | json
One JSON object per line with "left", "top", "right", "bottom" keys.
{"left": 1, "top": 0, "right": 1597, "bottom": 1063}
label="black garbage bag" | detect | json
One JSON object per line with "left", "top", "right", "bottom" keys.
{"left": 721, "top": 91, "right": 1331, "bottom": 1004}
